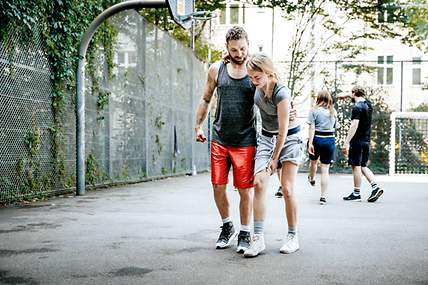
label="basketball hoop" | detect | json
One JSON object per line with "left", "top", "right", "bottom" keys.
{"left": 166, "top": 0, "right": 194, "bottom": 29}
{"left": 181, "top": 11, "right": 217, "bottom": 21}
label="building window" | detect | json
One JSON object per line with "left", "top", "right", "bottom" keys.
{"left": 128, "top": 51, "right": 137, "bottom": 65}
{"left": 118, "top": 51, "right": 126, "bottom": 66}
{"left": 230, "top": 5, "right": 239, "bottom": 24}
{"left": 219, "top": 8, "right": 226, "bottom": 25}
{"left": 377, "top": 55, "right": 393, "bottom": 85}
{"left": 412, "top": 57, "right": 422, "bottom": 85}
{"left": 217, "top": 4, "right": 244, "bottom": 25}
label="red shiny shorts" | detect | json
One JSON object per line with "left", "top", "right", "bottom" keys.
{"left": 210, "top": 141, "right": 256, "bottom": 189}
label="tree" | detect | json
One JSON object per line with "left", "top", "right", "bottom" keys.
{"left": 140, "top": 0, "right": 225, "bottom": 62}
{"left": 250, "top": 0, "right": 414, "bottom": 99}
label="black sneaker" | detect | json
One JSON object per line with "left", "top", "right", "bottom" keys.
{"left": 308, "top": 176, "right": 315, "bottom": 186}
{"left": 236, "top": 231, "right": 251, "bottom": 253}
{"left": 367, "top": 187, "right": 384, "bottom": 203}
{"left": 319, "top": 197, "right": 326, "bottom": 205}
{"left": 216, "top": 222, "right": 238, "bottom": 249}
{"left": 275, "top": 186, "right": 283, "bottom": 198}
{"left": 343, "top": 192, "right": 361, "bottom": 201}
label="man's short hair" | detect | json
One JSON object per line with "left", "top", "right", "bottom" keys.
{"left": 225, "top": 26, "right": 248, "bottom": 43}
{"left": 352, "top": 85, "right": 365, "bottom": 97}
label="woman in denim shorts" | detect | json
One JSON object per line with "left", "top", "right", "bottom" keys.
{"left": 242, "top": 54, "right": 303, "bottom": 258}
{"left": 307, "top": 90, "right": 339, "bottom": 205}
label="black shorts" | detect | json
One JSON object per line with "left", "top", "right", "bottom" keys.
{"left": 348, "top": 140, "right": 370, "bottom": 167}
{"left": 309, "top": 136, "right": 336, "bottom": 164}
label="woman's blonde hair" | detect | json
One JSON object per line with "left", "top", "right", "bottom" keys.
{"left": 315, "top": 90, "right": 335, "bottom": 116}
{"left": 246, "top": 53, "right": 279, "bottom": 97}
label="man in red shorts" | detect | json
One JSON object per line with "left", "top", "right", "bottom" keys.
{"left": 195, "top": 26, "right": 255, "bottom": 253}
{"left": 195, "top": 26, "right": 296, "bottom": 254}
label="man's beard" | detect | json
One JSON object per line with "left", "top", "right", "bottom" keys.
{"left": 351, "top": 98, "right": 356, "bottom": 103}
{"left": 230, "top": 55, "right": 246, "bottom": 65}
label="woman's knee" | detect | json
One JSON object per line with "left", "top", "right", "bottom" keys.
{"left": 281, "top": 183, "right": 295, "bottom": 198}
{"left": 253, "top": 173, "right": 268, "bottom": 190}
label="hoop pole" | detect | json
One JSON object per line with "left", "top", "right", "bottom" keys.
{"left": 76, "top": 0, "right": 167, "bottom": 196}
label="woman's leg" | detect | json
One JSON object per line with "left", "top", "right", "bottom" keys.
{"left": 280, "top": 161, "right": 300, "bottom": 253}
{"left": 320, "top": 163, "right": 330, "bottom": 199}
{"left": 281, "top": 161, "right": 299, "bottom": 231}
{"left": 243, "top": 170, "right": 269, "bottom": 257}
{"left": 253, "top": 170, "right": 270, "bottom": 224}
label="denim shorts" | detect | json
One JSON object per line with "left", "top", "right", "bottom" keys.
{"left": 309, "top": 136, "right": 336, "bottom": 164}
{"left": 254, "top": 132, "right": 304, "bottom": 174}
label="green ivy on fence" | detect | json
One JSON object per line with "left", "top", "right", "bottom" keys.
{"left": 0, "top": 0, "right": 120, "bottom": 202}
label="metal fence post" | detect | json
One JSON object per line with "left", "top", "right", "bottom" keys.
{"left": 334, "top": 61, "right": 338, "bottom": 96}
{"left": 76, "top": 0, "right": 167, "bottom": 196}
{"left": 400, "top": 60, "right": 404, "bottom": 111}
{"left": 190, "top": 58, "right": 196, "bottom": 175}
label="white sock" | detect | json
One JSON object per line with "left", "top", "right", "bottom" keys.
{"left": 222, "top": 217, "right": 231, "bottom": 224}
{"left": 240, "top": 224, "right": 251, "bottom": 232}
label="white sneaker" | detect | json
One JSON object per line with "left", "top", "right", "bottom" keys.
{"left": 280, "top": 234, "right": 299, "bottom": 254}
{"left": 244, "top": 234, "right": 266, "bottom": 258}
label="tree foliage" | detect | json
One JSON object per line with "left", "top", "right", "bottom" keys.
{"left": 141, "top": 0, "right": 225, "bottom": 62}
{"left": 251, "top": 0, "right": 426, "bottom": 98}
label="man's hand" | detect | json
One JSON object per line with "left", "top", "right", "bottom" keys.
{"left": 341, "top": 144, "right": 349, "bottom": 156}
{"left": 308, "top": 143, "right": 315, "bottom": 155}
{"left": 195, "top": 127, "right": 207, "bottom": 143}
{"left": 424, "top": 138, "right": 428, "bottom": 145}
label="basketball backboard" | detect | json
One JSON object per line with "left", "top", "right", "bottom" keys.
{"left": 166, "top": 0, "right": 194, "bottom": 29}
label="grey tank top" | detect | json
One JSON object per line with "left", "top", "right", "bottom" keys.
{"left": 212, "top": 63, "right": 257, "bottom": 147}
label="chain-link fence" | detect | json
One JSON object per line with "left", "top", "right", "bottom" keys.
{"left": 0, "top": 26, "right": 60, "bottom": 203}
{"left": 390, "top": 112, "right": 428, "bottom": 175}
{"left": 0, "top": 11, "right": 209, "bottom": 204}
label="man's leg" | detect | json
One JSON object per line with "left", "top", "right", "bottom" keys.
{"left": 353, "top": 165, "right": 362, "bottom": 189}
{"left": 234, "top": 186, "right": 253, "bottom": 253}
{"left": 308, "top": 159, "right": 317, "bottom": 186}
{"left": 211, "top": 142, "right": 237, "bottom": 249}
{"left": 212, "top": 184, "right": 238, "bottom": 249}
{"left": 365, "top": 169, "right": 384, "bottom": 202}
{"left": 361, "top": 166, "right": 375, "bottom": 183}
{"left": 213, "top": 184, "right": 229, "bottom": 220}
{"left": 344, "top": 142, "right": 362, "bottom": 201}
{"left": 230, "top": 145, "right": 256, "bottom": 253}
{"left": 361, "top": 142, "right": 384, "bottom": 202}
{"left": 237, "top": 187, "right": 253, "bottom": 228}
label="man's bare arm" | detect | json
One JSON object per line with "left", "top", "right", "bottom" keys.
{"left": 344, "top": 119, "right": 359, "bottom": 146}
{"left": 195, "top": 63, "right": 218, "bottom": 142}
{"left": 342, "top": 119, "right": 359, "bottom": 155}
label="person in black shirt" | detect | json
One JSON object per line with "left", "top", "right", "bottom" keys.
{"left": 340, "top": 86, "right": 384, "bottom": 202}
